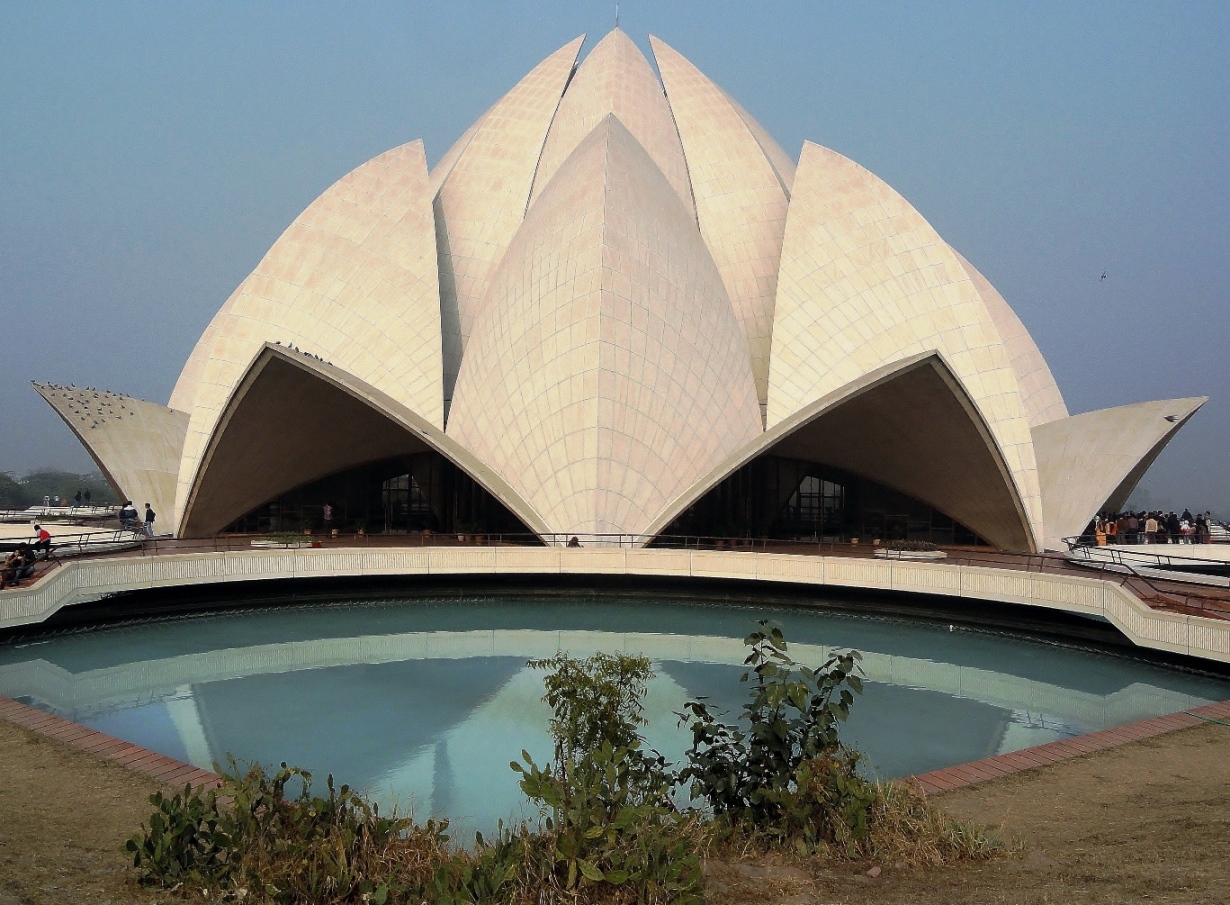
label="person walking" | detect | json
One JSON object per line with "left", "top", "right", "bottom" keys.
{"left": 322, "top": 502, "right": 334, "bottom": 535}
{"left": 1167, "top": 512, "right": 1182, "bottom": 544}
{"left": 1145, "top": 512, "right": 1159, "bottom": 544}
{"left": 143, "top": 503, "right": 156, "bottom": 538}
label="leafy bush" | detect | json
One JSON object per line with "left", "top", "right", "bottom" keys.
{"left": 884, "top": 539, "right": 941, "bottom": 552}
{"left": 849, "top": 779, "right": 1007, "bottom": 864}
{"left": 678, "top": 620, "right": 863, "bottom": 829}
{"left": 767, "top": 751, "right": 879, "bottom": 852}
{"left": 126, "top": 627, "right": 1001, "bottom": 903}
{"left": 514, "top": 652, "right": 703, "bottom": 902}
{"left": 254, "top": 532, "right": 312, "bottom": 545}
{"left": 529, "top": 651, "right": 653, "bottom": 763}
{"left": 125, "top": 783, "right": 229, "bottom": 884}
{"left": 514, "top": 743, "right": 701, "bottom": 900}
{"left": 126, "top": 760, "right": 447, "bottom": 904}
{"left": 217, "top": 761, "right": 426, "bottom": 904}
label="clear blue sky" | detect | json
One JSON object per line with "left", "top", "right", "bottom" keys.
{"left": 2, "top": 1, "right": 1227, "bottom": 514}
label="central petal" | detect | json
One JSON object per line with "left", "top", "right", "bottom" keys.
{"left": 447, "top": 115, "right": 761, "bottom": 537}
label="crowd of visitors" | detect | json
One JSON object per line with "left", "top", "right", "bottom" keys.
{"left": 1083, "top": 509, "right": 1223, "bottom": 546}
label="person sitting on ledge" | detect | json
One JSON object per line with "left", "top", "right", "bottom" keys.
{"left": 3, "top": 544, "right": 37, "bottom": 587}
{"left": 1, "top": 550, "right": 21, "bottom": 589}
{"left": 31, "top": 525, "right": 52, "bottom": 559}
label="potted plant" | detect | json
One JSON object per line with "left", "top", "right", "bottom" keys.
{"left": 250, "top": 532, "right": 312, "bottom": 549}
{"left": 875, "top": 540, "right": 947, "bottom": 560}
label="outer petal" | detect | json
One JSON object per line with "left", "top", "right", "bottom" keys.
{"left": 448, "top": 116, "right": 761, "bottom": 537}
{"left": 529, "top": 29, "right": 694, "bottom": 216}
{"left": 434, "top": 35, "right": 586, "bottom": 403}
{"left": 1032, "top": 397, "right": 1207, "bottom": 548}
{"left": 768, "top": 141, "right": 1043, "bottom": 548}
{"left": 33, "top": 383, "right": 187, "bottom": 531}
{"left": 428, "top": 109, "right": 487, "bottom": 198}
{"left": 179, "top": 345, "right": 548, "bottom": 538}
{"left": 645, "top": 353, "right": 1038, "bottom": 552}
{"left": 720, "top": 89, "right": 796, "bottom": 193}
{"left": 650, "top": 35, "right": 791, "bottom": 415}
{"left": 953, "top": 249, "right": 1068, "bottom": 428}
{"left": 171, "top": 140, "right": 443, "bottom": 529}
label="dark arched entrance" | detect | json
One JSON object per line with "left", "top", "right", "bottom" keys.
{"left": 223, "top": 452, "right": 531, "bottom": 537}
{"left": 656, "top": 454, "right": 985, "bottom": 545}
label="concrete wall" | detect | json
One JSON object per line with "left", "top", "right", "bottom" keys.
{"left": 2, "top": 548, "right": 1227, "bottom": 664}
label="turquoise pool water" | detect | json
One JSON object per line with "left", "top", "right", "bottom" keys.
{"left": 2, "top": 596, "right": 1227, "bottom": 839}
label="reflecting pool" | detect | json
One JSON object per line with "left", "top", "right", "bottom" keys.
{"left": 2, "top": 596, "right": 1227, "bottom": 839}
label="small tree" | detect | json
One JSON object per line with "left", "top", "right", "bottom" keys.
{"left": 528, "top": 651, "right": 653, "bottom": 765}
{"left": 677, "top": 620, "right": 863, "bottom": 828}
{"left": 511, "top": 652, "right": 701, "bottom": 900}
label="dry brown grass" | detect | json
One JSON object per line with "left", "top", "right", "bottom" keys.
{"left": 5, "top": 718, "right": 1230, "bottom": 904}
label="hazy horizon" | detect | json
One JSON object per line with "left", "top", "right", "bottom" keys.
{"left": 2, "top": 1, "right": 1226, "bottom": 515}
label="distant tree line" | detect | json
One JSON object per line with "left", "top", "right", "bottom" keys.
{"left": 0, "top": 470, "right": 118, "bottom": 509}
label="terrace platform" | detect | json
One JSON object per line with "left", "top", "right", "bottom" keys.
{"left": 2, "top": 536, "right": 1229, "bottom": 664}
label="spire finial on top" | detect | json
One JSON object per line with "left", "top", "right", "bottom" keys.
{"left": 615, "top": 3, "right": 619, "bottom": 28}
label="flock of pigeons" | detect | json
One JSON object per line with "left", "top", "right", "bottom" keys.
{"left": 34, "top": 337, "right": 333, "bottom": 432}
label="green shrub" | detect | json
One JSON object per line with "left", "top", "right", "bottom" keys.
{"left": 530, "top": 651, "right": 652, "bottom": 760}
{"left": 126, "top": 627, "right": 1001, "bottom": 903}
{"left": 124, "top": 783, "right": 229, "bottom": 884}
{"left": 678, "top": 620, "right": 863, "bottom": 829}
{"left": 884, "top": 539, "right": 941, "bottom": 552}
{"left": 768, "top": 751, "right": 878, "bottom": 852}
{"left": 126, "top": 760, "right": 447, "bottom": 903}
{"left": 254, "top": 532, "right": 312, "bottom": 545}
{"left": 848, "top": 779, "right": 1008, "bottom": 864}
{"left": 514, "top": 743, "right": 702, "bottom": 900}
{"left": 219, "top": 760, "right": 419, "bottom": 904}
{"left": 513, "top": 651, "right": 704, "bottom": 902}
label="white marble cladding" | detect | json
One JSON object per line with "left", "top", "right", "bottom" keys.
{"left": 448, "top": 117, "right": 761, "bottom": 537}
{"left": 4, "top": 550, "right": 1228, "bottom": 665}
{"left": 39, "top": 28, "right": 1206, "bottom": 554}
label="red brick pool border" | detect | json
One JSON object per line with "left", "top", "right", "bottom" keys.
{"left": 910, "top": 697, "right": 1230, "bottom": 795}
{"left": 0, "top": 695, "right": 221, "bottom": 790}
{"left": 3, "top": 694, "right": 1229, "bottom": 798}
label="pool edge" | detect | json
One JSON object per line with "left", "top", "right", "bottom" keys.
{"left": 4, "top": 693, "right": 1228, "bottom": 801}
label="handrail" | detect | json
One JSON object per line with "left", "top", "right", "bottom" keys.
{"left": 9, "top": 528, "right": 1224, "bottom": 622}
{"left": 1061, "top": 537, "right": 1230, "bottom": 572}
{"left": 0, "top": 504, "right": 119, "bottom": 519}
{"left": 1058, "top": 541, "right": 1229, "bottom": 620}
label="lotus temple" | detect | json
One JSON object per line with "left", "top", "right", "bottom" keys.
{"left": 31, "top": 29, "right": 1207, "bottom": 553}
{"left": 5, "top": 30, "right": 1230, "bottom": 867}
